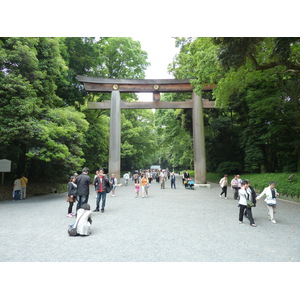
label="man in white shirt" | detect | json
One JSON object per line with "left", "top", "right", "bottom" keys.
{"left": 123, "top": 172, "right": 130, "bottom": 186}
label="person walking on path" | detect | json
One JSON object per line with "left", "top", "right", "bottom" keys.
{"left": 75, "top": 203, "right": 92, "bottom": 236}
{"left": 134, "top": 179, "right": 140, "bottom": 198}
{"left": 75, "top": 167, "right": 92, "bottom": 212}
{"left": 147, "top": 170, "right": 153, "bottom": 184}
{"left": 13, "top": 176, "right": 21, "bottom": 201}
{"left": 170, "top": 172, "right": 176, "bottom": 189}
{"left": 245, "top": 180, "right": 257, "bottom": 219}
{"left": 20, "top": 174, "right": 28, "bottom": 200}
{"left": 110, "top": 174, "right": 117, "bottom": 197}
{"left": 219, "top": 174, "right": 228, "bottom": 199}
{"left": 123, "top": 172, "right": 130, "bottom": 186}
{"left": 238, "top": 180, "right": 257, "bottom": 227}
{"left": 141, "top": 174, "right": 149, "bottom": 198}
{"left": 93, "top": 169, "right": 110, "bottom": 212}
{"left": 66, "top": 175, "right": 77, "bottom": 217}
{"left": 256, "top": 181, "right": 279, "bottom": 224}
{"left": 160, "top": 170, "right": 166, "bottom": 189}
{"left": 231, "top": 175, "right": 241, "bottom": 200}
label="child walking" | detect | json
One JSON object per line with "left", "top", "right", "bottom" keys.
{"left": 134, "top": 179, "right": 140, "bottom": 198}
{"left": 67, "top": 176, "right": 77, "bottom": 217}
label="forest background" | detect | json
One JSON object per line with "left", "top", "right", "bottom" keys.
{"left": 1, "top": 37, "right": 300, "bottom": 199}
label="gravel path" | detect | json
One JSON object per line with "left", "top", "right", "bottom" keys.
{"left": 1, "top": 177, "right": 299, "bottom": 262}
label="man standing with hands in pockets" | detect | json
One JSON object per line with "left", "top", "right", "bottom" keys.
{"left": 94, "top": 168, "right": 111, "bottom": 213}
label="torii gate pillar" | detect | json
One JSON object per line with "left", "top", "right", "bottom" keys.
{"left": 108, "top": 90, "right": 121, "bottom": 181}
{"left": 192, "top": 91, "right": 206, "bottom": 184}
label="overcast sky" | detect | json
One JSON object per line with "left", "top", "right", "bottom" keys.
{"left": 133, "top": 36, "right": 180, "bottom": 101}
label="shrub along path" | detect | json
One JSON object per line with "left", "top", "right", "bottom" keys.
{"left": 0, "top": 177, "right": 299, "bottom": 262}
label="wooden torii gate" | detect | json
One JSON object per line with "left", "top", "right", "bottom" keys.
{"left": 77, "top": 76, "right": 215, "bottom": 184}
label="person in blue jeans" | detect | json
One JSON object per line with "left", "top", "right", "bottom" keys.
{"left": 75, "top": 167, "right": 92, "bottom": 212}
{"left": 93, "top": 169, "right": 111, "bottom": 212}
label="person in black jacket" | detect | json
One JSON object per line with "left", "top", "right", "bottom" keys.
{"left": 75, "top": 167, "right": 92, "bottom": 212}
{"left": 93, "top": 169, "right": 111, "bottom": 212}
{"left": 67, "top": 176, "right": 77, "bottom": 217}
{"left": 245, "top": 180, "right": 257, "bottom": 219}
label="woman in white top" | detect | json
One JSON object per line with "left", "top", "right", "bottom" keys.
{"left": 238, "top": 180, "right": 256, "bottom": 227}
{"left": 256, "top": 181, "right": 279, "bottom": 224}
{"left": 76, "top": 203, "right": 92, "bottom": 236}
{"left": 219, "top": 174, "right": 228, "bottom": 199}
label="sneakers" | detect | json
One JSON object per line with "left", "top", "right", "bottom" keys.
{"left": 250, "top": 224, "right": 257, "bottom": 227}
{"left": 239, "top": 221, "right": 243, "bottom": 224}
{"left": 225, "top": 197, "right": 227, "bottom": 200}
{"left": 219, "top": 194, "right": 222, "bottom": 198}
{"left": 67, "top": 213, "right": 73, "bottom": 218}
{"left": 271, "top": 219, "right": 277, "bottom": 224}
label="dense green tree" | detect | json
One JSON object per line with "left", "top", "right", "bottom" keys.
{"left": 0, "top": 37, "right": 88, "bottom": 178}
{"left": 169, "top": 37, "right": 300, "bottom": 173}
{"left": 81, "top": 37, "right": 151, "bottom": 173}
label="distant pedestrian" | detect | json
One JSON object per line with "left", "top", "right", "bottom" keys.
{"left": 67, "top": 176, "right": 77, "bottom": 217}
{"left": 160, "top": 170, "right": 166, "bottom": 189}
{"left": 13, "top": 176, "right": 21, "bottom": 201}
{"left": 123, "top": 172, "right": 130, "bottom": 186}
{"left": 238, "top": 180, "right": 257, "bottom": 227}
{"left": 141, "top": 174, "right": 149, "bottom": 198}
{"left": 183, "top": 169, "right": 190, "bottom": 185}
{"left": 170, "top": 172, "right": 176, "bottom": 189}
{"left": 155, "top": 172, "right": 160, "bottom": 183}
{"left": 110, "top": 174, "right": 117, "bottom": 197}
{"left": 148, "top": 170, "right": 153, "bottom": 184}
{"left": 219, "top": 174, "right": 228, "bottom": 199}
{"left": 133, "top": 172, "right": 139, "bottom": 182}
{"left": 256, "top": 181, "right": 279, "bottom": 224}
{"left": 93, "top": 169, "right": 110, "bottom": 212}
{"left": 75, "top": 167, "right": 92, "bottom": 212}
{"left": 231, "top": 175, "right": 240, "bottom": 200}
{"left": 20, "top": 174, "right": 28, "bottom": 200}
{"left": 244, "top": 180, "right": 257, "bottom": 218}
{"left": 134, "top": 179, "right": 140, "bottom": 198}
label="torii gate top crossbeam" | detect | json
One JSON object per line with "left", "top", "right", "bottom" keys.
{"left": 77, "top": 76, "right": 215, "bottom": 93}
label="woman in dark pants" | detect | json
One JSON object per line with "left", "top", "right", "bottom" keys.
{"left": 67, "top": 176, "right": 77, "bottom": 217}
{"left": 238, "top": 180, "right": 257, "bottom": 227}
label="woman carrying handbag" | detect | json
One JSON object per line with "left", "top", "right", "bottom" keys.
{"left": 238, "top": 180, "right": 257, "bottom": 227}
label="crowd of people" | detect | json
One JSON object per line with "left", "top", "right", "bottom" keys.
{"left": 219, "top": 174, "right": 280, "bottom": 227}
{"left": 66, "top": 167, "right": 189, "bottom": 236}
{"left": 11, "top": 167, "right": 280, "bottom": 236}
